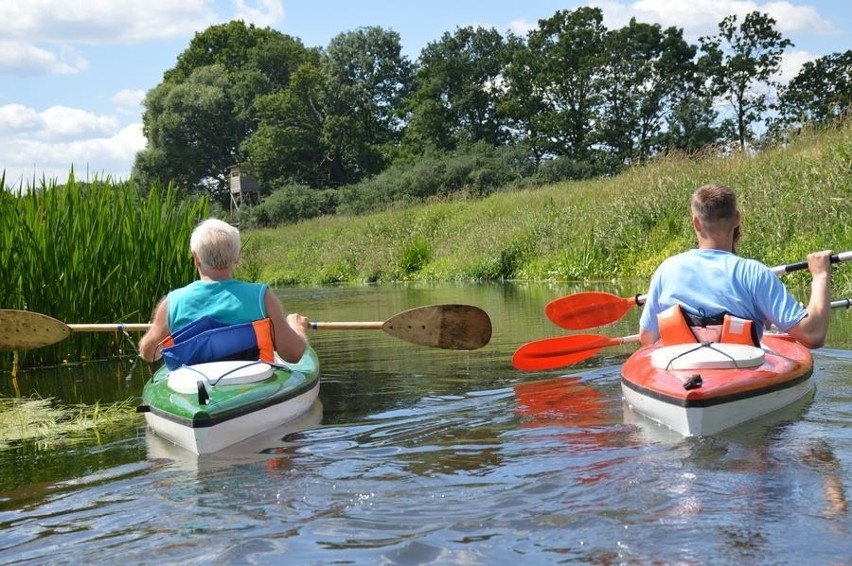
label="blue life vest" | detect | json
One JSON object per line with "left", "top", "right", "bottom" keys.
{"left": 158, "top": 316, "right": 275, "bottom": 370}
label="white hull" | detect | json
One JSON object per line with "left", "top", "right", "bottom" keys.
{"left": 621, "top": 377, "right": 814, "bottom": 437}
{"left": 144, "top": 381, "right": 320, "bottom": 455}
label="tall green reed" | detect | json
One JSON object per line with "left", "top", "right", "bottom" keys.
{"left": 1, "top": 174, "right": 208, "bottom": 368}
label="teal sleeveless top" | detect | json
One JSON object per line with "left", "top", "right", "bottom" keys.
{"left": 167, "top": 279, "right": 268, "bottom": 332}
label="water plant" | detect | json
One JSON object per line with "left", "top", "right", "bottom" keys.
{"left": 0, "top": 396, "right": 140, "bottom": 451}
{"left": 0, "top": 174, "right": 208, "bottom": 368}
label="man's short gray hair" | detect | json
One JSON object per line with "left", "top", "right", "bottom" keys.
{"left": 190, "top": 218, "right": 241, "bottom": 270}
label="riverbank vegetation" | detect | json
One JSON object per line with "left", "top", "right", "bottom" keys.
{"left": 242, "top": 120, "right": 851, "bottom": 294}
{"left": 1, "top": 120, "right": 849, "bottom": 371}
{"left": 0, "top": 176, "right": 208, "bottom": 368}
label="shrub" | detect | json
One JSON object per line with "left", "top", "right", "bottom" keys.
{"left": 246, "top": 183, "right": 337, "bottom": 227}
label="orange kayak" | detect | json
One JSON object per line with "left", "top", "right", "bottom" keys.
{"left": 621, "top": 334, "right": 813, "bottom": 436}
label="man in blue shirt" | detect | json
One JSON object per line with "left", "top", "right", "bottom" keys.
{"left": 139, "top": 218, "right": 309, "bottom": 363}
{"left": 639, "top": 183, "right": 833, "bottom": 348}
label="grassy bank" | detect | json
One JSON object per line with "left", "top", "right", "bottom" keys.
{"left": 242, "top": 122, "right": 851, "bottom": 295}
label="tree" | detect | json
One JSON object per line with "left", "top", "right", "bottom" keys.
{"left": 499, "top": 33, "right": 550, "bottom": 164}
{"left": 777, "top": 50, "right": 852, "bottom": 129}
{"left": 404, "top": 26, "right": 508, "bottom": 151}
{"left": 245, "top": 26, "right": 413, "bottom": 189}
{"left": 133, "top": 21, "right": 313, "bottom": 202}
{"left": 322, "top": 26, "right": 414, "bottom": 184}
{"left": 661, "top": 96, "right": 722, "bottom": 153}
{"left": 134, "top": 64, "right": 236, "bottom": 201}
{"left": 598, "top": 19, "right": 697, "bottom": 165}
{"left": 699, "top": 12, "right": 792, "bottom": 150}
{"left": 525, "top": 7, "right": 608, "bottom": 163}
{"left": 246, "top": 62, "right": 329, "bottom": 189}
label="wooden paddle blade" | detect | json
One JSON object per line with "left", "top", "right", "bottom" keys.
{"left": 512, "top": 334, "right": 613, "bottom": 371}
{"left": 0, "top": 310, "right": 71, "bottom": 351}
{"left": 382, "top": 304, "right": 492, "bottom": 350}
{"left": 545, "top": 292, "right": 637, "bottom": 330}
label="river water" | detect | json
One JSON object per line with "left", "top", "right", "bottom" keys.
{"left": 1, "top": 283, "right": 851, "bottom": 564}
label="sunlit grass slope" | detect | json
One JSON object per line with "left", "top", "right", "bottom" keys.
{"left": 243, "top": 122, "right": 851, "bottom": 295}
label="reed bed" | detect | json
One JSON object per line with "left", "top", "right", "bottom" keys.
{"left": 1, "top": 175, "right": 208, "bottom": 368}
{"left": 247, "top": 121, "right": 851, "bottom": 294}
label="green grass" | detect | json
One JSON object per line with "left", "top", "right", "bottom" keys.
{"left": 242, "top": 121, "right": 852, "bottom": 295}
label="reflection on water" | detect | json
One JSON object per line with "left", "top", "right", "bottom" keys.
{"left": 145, "top": 399, "right": 325, "bottom": 473}
{"left": 1, "top": 283, "right": 851, "bottom": 563}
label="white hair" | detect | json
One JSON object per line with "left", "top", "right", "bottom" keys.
{"left": 189, "top": 218, "right": 241, "bottom": 270}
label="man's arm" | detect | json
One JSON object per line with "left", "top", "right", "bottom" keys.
{"left": 786, "top": 250, "right": 833, "bottom": 349}
{"left": 264, "top": 290, "right": 309, "bottom": 362}
{"left": 139, "top": 298, "right": 170, "bottom": 361}
{"left": 639, "top": 327, "right": 658, "bottom": 347}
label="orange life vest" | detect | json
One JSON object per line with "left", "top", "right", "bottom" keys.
{"left": 658, "top": 304, "right": 757, "bottom": 346}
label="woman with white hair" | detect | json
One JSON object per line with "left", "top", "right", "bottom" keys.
{"left": 139, "top": 218, "right": 309, "bottom": 364}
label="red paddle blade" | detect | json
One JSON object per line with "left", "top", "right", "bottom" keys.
{"left": 545, "top": 292, "right": 636, "bottom": 330}
{"left": 512, "top": 334, "right": 614, "bottom": 371}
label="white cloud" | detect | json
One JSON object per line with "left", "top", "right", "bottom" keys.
{"left": 589, "top": 0, "right": 836, "bottom": 43}
{"left": 0, "top": 1, "right": 287, "bottom": 77}
{"left": 31, "top": 106, "right": 118, "bottom": 141}
{"left": 0, "top": 104, "right": 43, "bottom": 131}
{"left": 2, "top": 0, "right": 217, "bottom": 44}
{"left": 778, "top": 49, "right": 816, "bottom": 82}
{"left": 0, "top": 1, "right": 287, "bottom": 186}
{"left": 0, "top": 40, "right": 87, "bottom": 75}
{"left": 3, "top": 0, "right": 287, "bottom": 44}
{"left": 234, "top": 0, "right": 286, "bottom": 27}
{"left": 507, "top": 18, "right": 538, "bottom": 37}
{"left": 0, "top": 105, "right": 145, "bottom": 186}
{"left": 761, "top": 1, "right": 835, "bottom": 36}
{"left": 112, "top": 89, "right": 147, "bottom": 115}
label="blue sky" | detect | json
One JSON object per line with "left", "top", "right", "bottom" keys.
{"left": 1, "top": 0, "right": 848, "bottom": 187}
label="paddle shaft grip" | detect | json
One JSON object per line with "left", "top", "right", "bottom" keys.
{"left": 68, "top": 323, "right": 152, "bottom": 332}
{"left": 67, "top": 322, "right": 388, "bottom": 331}
{"left": 311, "top": 321, "right": 384, "bottom": 330}
{"left": 772, "top": 251, "right": 851, "bottom": 274}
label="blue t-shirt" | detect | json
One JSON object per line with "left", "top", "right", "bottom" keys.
{"left": 639, "top": 249, "right": 807, "bottom": 338}
{"left": 167, "top": 279, "right": 268, "bottom": 333}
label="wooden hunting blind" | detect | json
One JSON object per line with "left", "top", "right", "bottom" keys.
{"left": 229, "top": 164, "right": 259, "bottom": 215}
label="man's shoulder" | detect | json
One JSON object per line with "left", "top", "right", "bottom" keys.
{"left": 730, "top": 255, "right": 770, "bottom": 273}
{"left": 659, "top": 249, "right": 701, "bottom": 267}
